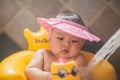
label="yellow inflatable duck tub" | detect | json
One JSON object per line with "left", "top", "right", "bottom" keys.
{"left": 0, "top": 27, "right": 117, "bottom": 80}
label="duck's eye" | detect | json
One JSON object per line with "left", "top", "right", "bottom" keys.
{"left": 71, "top": 66, "right": 78, "bottom": 76}
{"left": 58, "top": 69, "right": 67, "bottom": 78}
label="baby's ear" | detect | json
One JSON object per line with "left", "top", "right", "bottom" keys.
{"left": 23, "top": 27, "right": 50, "bottom": 51}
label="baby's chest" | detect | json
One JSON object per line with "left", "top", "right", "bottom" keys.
{"left": 43, "top": 53, "right": 58, "bottom": 71}
{"left": 43, "top": 58, "right": 55, "bottom": 71}
{"left": 43, "top": 62, "right": 51, "bottom": 71}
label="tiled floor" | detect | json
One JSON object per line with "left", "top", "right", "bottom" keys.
{"left": 0, "top": 0, "right": 120, "bottom": 79}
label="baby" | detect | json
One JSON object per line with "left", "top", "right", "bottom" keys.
{"left": 25, "top": 11, "right": 100, "bottom": 80}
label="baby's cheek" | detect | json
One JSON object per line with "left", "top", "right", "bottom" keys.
{"left": 72, "top": 47, "right": 81, "bottom": 52}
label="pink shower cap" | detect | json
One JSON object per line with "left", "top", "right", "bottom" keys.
{"left": 37, "top": 18, "right": 100, "bottom": 42}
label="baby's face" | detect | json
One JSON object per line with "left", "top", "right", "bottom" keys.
{"left": 49, "top": 28, "right": 84, "bottom": 59}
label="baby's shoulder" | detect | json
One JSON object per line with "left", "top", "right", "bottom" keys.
{"left": 34, "top": 49, "right": 54, "bottom": 59}
{"left": 76, "top": 53, "right": 86, "bottom": 60}
{"left": 76, "top": 53, "right": 87, "bottom": 66}
{"left": 34, "top": 49, "right": 50, "bottom": 55}
{"left": 77, "top": 53, "right": 83, "bottom": 57}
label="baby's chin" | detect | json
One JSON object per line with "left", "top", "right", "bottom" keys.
{"left": 58, "top": 55, "right": 75, "bottom": 59}
{"left": 53, "top": 52, "right": 76, "bottom": 59}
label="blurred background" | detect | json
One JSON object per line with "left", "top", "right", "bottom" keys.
{"left": 0, "top": 0, "right": 120, "bottom": 79}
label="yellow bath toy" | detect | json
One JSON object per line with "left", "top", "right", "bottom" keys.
{"left": 51, "top": 58, "right": 80, "bottom": 80}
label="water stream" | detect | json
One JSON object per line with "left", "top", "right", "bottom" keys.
{"left": 87, "top": 28, "right": 120, "bottom": 74}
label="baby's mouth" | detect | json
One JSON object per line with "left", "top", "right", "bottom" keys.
{"left": 61, "top": 50, "right": 69, "bottom": 54}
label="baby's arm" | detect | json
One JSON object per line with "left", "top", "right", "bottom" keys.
{"left": 76, "top": 54, "right": 91, "bottom": 80}
{"left": 76, "top": 54, "right": 87, "bottom": 68}
{"left": 25, "top": 49, "right": 50, "bottom": 80}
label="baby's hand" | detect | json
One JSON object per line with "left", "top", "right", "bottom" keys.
{"left": 48, "top": 72, "right": 52, "bottom": 80}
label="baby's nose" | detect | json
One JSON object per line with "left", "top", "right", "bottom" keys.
{"left": 64, "top": 41, "right": 70, "bottom": 47}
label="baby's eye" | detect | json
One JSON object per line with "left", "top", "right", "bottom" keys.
{"left": 71, "top": 40, "right": 79, "bottom": 43}
{"left": 57, "top": 37, "right": 64, "bottom": 40}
